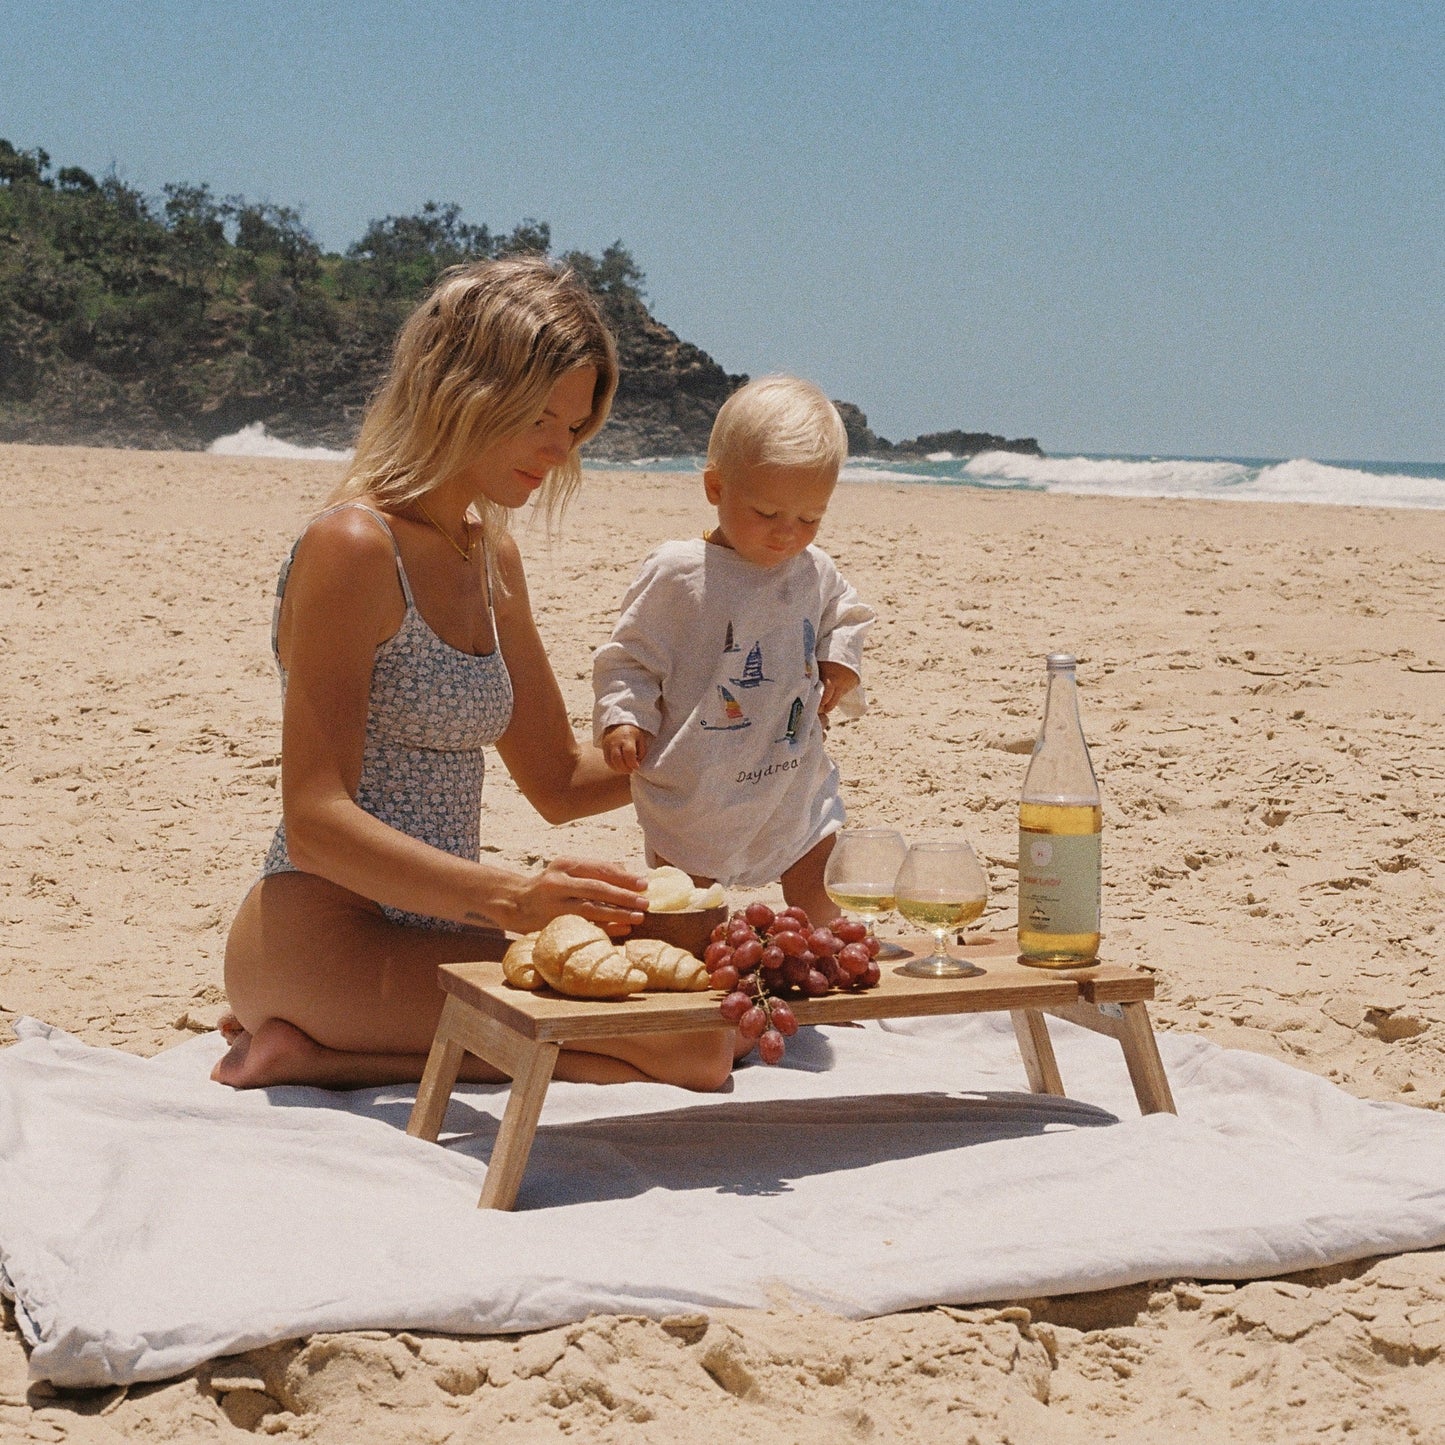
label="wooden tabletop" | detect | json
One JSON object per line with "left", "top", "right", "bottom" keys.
{"left": 436, "top": 934, "right": 1155, "bottom": 1044}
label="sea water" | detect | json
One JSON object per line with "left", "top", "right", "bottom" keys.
{"left": 849, "top": 451, "right": 1445, "bottom": 511}
{"left": 599, "top": 450, "right": 1445, "bottom": 510}
{"left": 208, "top": 426, "right": 1445, "bottom": 512}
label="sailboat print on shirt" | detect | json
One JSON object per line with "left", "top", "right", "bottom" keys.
{"left": 729, "top": 641, "right": 771, "bottom": 689}
{"left": 802, "top": 618, "right": 816, "bottom": 678}
{"left": 722, "top": 621, "right": 741, "bottom": 653}
{"left": 699, "top": 683, "right": 752, "bottom": 731}
{"left": 776, "top": 696, "right": 805, "bottom": 745}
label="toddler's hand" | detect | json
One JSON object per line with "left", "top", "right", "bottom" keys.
{"left": 818, "top": 660, "right": 860, "bottom": 717}
{"left": 601, "top": 724, "right": 651, "bottom": 773}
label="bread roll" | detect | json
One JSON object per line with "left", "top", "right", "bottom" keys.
{"left": 502, "top": 934, "right": 541, "bottom": 990}
{"left": 532, "top": 915, "right": 647, "bottom": 998}
{"left": 625, "top": 937, "right": 709, "bottom": 991}
{"left": 533, "top": 914, "right": 609, "bottom": 978}
{"left": 558, "top": 938, "right": 649, "bottom": 998}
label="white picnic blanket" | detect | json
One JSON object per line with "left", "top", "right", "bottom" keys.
{"left": 4, "top": 1012, "right": 1445, "bottom": 1387}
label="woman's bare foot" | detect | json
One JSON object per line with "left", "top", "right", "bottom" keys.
{"left": 210, "top": 1017, "right": 326, "bottom": 1087}
{"left": 217, "top": 1011, "right": 245, "bottom": 1044}
{"left": 209, "top": 1017, "right": 505, "bottom": 1090}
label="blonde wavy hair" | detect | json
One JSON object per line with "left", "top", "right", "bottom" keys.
{"left": 706, "top": 374, "right": 848, "bottom": 478}
{"left": 329, "top": 256, "right": 618, "bottom": 535}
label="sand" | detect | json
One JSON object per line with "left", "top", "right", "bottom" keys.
{"left": 1, "top": 442, "right": 1443, "bottom": 1442}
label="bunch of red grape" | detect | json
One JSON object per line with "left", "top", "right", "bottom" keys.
{"left": 705, "top": 902, "right": 882, "bottom": 1065}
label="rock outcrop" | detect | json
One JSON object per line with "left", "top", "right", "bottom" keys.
{"left": 588, "top": 299, "right": 747, "bottom": 460}
{"left": 834, "top": 402, "right": 1042, "bottom": 460}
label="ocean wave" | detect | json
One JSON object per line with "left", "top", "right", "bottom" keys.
{"left": 963, "top": 451, "right": 1250, "bottom": 495}
{"left": 840, "top": 463, "right": 946, "bottom": 484}
{"left": 207, "top": 423, "right": 353, "bottom": 462}
{"left": 1245, "top": 458, "right": 1445, "bottom": 508}
{"left": 584, "top": 455, "right": 705, "bottom": 473}
{"left": 953, "top": 450, "right": 1445, "bottom": 509}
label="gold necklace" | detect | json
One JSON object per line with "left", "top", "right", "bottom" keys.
{"left": 416, "top": 502, "right": 473, "bottom": 562}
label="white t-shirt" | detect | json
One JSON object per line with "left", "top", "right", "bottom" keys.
{"left": 593, "top": 538, "right": 875, "bottom": 886}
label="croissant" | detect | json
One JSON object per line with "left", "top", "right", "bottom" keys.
{"left": 532, "top": 916, "right": 648, "bottom": 999}
{"left": 502, "top": 933, "right": 541, "bottom": 990}
{"left": 624, "top": 936, "right": 710, "bottom": 991}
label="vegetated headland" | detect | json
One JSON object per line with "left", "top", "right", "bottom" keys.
{"left": 0, "top": 140, "right": 1042, "bottom": 461}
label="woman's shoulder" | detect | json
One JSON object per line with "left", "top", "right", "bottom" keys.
{"left": 273, "top": 502, "right": 408, "bottom": 656}
{"left": 286, "top": 502, "right": 403, "bottom": 596}
{"left": 486, "top": 527, "right": 526, "bottom": 601}
{"left": 488, "top": 526, "right": 524, "bottom": 569}
{"left": 301, "top": 500, "right": 398, "bottom": 547}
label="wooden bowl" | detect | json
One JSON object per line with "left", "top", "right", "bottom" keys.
{"left": 629, "top": 905, "right": 729, "bottom": 959}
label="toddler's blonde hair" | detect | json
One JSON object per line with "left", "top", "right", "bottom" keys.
{"left": 331, "top": 255, "right": 618, "bottom": 535}
{"left": 706, "top": 375, "right": 847, "bottom": 479}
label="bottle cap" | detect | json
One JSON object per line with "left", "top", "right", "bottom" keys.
{"left": 1045, "top": 653, "right": 1077, "bottom": 671}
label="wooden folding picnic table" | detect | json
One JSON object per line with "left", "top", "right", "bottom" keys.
{"left": 406, "top": 933, "right": 1175, "bottom": 1210}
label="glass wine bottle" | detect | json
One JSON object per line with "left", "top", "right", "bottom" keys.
{"left": 1017, "top": 653, "right": 1102, "bottom": 966}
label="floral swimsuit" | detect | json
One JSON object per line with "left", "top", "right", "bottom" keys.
{"left": 261, "top": 503, "right": 514, "bottom": 930}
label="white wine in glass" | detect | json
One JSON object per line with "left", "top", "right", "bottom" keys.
{"left": 895, "top": 840, "right": 990, "bottom": 978}
{"left": 824, "top": 827, "right": 909, "bottom": 960}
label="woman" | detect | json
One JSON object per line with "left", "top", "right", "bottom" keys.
{"left": 214, "top": 257, "right": 735, "bottom": 1092}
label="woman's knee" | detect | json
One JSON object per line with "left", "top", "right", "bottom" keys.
{"left": 661, "top": 1029, "right": 737, "bottom": 1092}
{"left": 221, "top": 884, "right": 266, "bottom": 1028}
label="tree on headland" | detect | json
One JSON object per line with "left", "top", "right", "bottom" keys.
{"left": 162, "top": 183, "right": 229, "bottom": 295}
{"left": 563, "top": 241, "right": 646, "bottom": 309}
{"left": 346, "top": 201, "right": 491, "bottom": 297}
{"left": 233, "top": 201, "right": 321, "bottom": 284}
{"left": 0, "top": 140, "right": 49, "bottom": 188}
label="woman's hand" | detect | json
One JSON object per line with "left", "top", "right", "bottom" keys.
{"left": 476, "top": 857, "right": 648, "bottom": 937}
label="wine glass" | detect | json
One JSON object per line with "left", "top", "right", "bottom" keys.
{"left": 894, "top": 840, "right": 990, "bottom": 978}
{"left": 823, "top": 827, "right": 910, "bottom": 960}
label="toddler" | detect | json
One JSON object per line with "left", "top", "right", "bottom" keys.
{"left": 593, "top": 376, "right": 875, "bottom": 920}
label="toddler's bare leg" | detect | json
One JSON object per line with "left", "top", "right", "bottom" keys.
{"left": 650, "top": 853, "right": 717, "bottom": 890}
{"left": 650, "top": 854, "right": 749, "bottom": 1064}
{"left": 781, "top": 832, "right": 839, "bottom": 923}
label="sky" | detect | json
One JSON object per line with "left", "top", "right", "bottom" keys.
{"left": 2, "top": 0, "right": 1441, "bottom": 461}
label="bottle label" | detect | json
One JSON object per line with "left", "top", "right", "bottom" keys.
{"left": 1017, "top": 831, "right": 1101, "bottom": 934}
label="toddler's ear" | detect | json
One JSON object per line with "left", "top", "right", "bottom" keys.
{"left": 702, "top": 466, "right": 723, "bottom": 505}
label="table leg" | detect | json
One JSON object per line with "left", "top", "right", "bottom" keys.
{"left": 406, "top": 994, "right": 564, "bottom": 1209}
{"left": 407, "top": 994, "right": 469, "bottom": 1142}
{"left": 1011, "top": 1009, "right": 1065, "bottom": 1096}
{"left": 1042, "top": 999, "right": 1177, "bottom": 1116}
{"left": 1114, "top": 1001, "right": 1176, "bottom": 1116}
{"left": 478, "top": 1038, "right": 560, "bottom": 1211}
